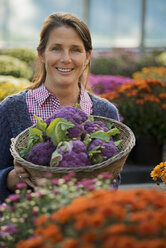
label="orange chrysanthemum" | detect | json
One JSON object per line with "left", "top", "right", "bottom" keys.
{"left": 16, "top": 188, "right": 166, "bottom": 248}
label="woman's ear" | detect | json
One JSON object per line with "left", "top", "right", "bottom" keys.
{"left": 38, "top": 51, "right": 45, "bottom": 63}
{"left": 86, "top": 50, "right": 92, "bottom": 66}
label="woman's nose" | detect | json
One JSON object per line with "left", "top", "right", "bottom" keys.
{"left": 61, "top": 50, "right": 72, "bottom": 63}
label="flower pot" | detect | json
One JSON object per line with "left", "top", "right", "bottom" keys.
{"left": 127, "top": 136, "right": 163, "bottom": 165}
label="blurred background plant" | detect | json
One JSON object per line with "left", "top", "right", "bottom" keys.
{"left": 90, "top": 49, "right": 164, "bottom": 77}
{"left": 88, "top": 73, "right": 133, "bottom": 95}
{"left": 1, "top": 172, "right": 166, "bottom": 248}
{"left": 0, "top": 55, "right": 33, "bottom": 80}
{"left": 156, "top": 51, "right": 166, "bottom": 66}
{"left": 101, "top": 79, "right": 166, "bottom": 145}
{"left": 133, "top": 67, "right": 166, "bottom": 83}
{"left": 0, "top": 76, "right": 30, "bottom": 102}
{"left": 0, "top": 172, "right": 114, "bottom": 248}
{"left": 0, "top": 48, "right": 37, "bottom": 67}
{"left": 16, "top": 187, "right": 166, "bottom": 248}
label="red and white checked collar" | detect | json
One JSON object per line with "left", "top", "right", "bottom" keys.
{"left": 26, "top": 84, "right": 92, "bottom": 124}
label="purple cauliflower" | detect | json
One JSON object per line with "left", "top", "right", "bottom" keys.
{"left": 50, "top": 140, "right": 91, "bottom": 168}
{"left": 46, "top": 106, "right": 88, "bottom": 139}
{"left": 88, "top": 138, "right": 119, "bottom": 164}
{"left": 82, "top": 120, "right": 109, "bottom": 139}
{"left": 26, "top": 140, "right": 56, "bottom": 166}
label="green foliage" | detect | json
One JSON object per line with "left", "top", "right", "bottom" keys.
{"left": 45, "top": 118, "right": 75, "bottom": 146}
{"left": 1, "top": 47, "right": 37, "bottom": 66}
{"left": 90, "top": 49, "right": 164, "bottom": 77}
{"left": 0, "top": 55, "right": 33, "bottom": 80}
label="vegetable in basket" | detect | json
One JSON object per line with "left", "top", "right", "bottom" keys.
{"left": 18, "top": 106, "right": 122, "bottom": 168}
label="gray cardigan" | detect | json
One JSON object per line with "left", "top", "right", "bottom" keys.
{"left": 0, "top": 91, "right": 119, "bottom": 202}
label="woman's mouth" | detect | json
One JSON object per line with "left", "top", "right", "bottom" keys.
{"left": 56, "top": 68, "right": 73, "bottom": 73}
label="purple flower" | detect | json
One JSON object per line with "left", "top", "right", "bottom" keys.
{"left": 52, "top": 179, "right": 59, "bottom": 185}
{"left": 77, "top": 178, "right": 96, "bottom": 187}
{"left": 100, "top": 172, "right": 112, "bottom": 179}
{"left": 8, "top": 194, "right": 19, "bottom": 202}
{"left": 88, "top": 73, "right": 133, "bottom": 94}
{"left": 0, "top": 224, "right": 18, "bottom": 236}
{"left": 17, "top": 183, "right": 27, "bottom": 189}
{"left": 0, "top": 203, "right": 8, "bottom": 211}
{"left": 26, "top": 193, "right": 33, "bottom": 200}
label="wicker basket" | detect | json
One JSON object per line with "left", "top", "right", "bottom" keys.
{"left": 10, "top": 116, "right": 135, "bottom": 183}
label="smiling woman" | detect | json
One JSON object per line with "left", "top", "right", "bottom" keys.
{"left": 38, "top": 25, "right": 91, "bottom": 103}
{"left": 0, "top": 12, "right": 120, "bottom": 203}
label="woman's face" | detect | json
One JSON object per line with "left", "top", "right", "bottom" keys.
{"left": 40, "top": 26, "right": 91, "bottom": 88}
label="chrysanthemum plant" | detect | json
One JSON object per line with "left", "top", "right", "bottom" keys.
{"left": 0, "top": 172, "right": 114, "bottom": 247}
{"left": 102, "top": 79, "right": 166, "bottom": 144}
{"left": 151, "top": 161, "right": 166, "bottom": 191}
{"left": 17, "top": 188, "right": 166, "bottom": 248}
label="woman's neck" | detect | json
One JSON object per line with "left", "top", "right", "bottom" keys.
{"left": 44, "top": 82, "right": 80, "bottom": 106}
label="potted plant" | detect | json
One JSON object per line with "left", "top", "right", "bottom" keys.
{"left": 16, "top": 187, "right": 166, "bottom": 248}
{"left": 102, "top": 79, "right": 166, "bottom": 165}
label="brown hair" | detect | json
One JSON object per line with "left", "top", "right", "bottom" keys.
{"left": 28, "top": 12, "right": 92, "bottom": 90}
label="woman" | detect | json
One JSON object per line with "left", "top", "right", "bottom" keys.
{"left": 0, "top": 12, "right": 120, "bottom": 202}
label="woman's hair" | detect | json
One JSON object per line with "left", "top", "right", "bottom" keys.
{"left": 28, "top": 12, "right": 92, "bottom": 90}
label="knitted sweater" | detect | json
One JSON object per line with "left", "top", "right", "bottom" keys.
{"left": 0, "top": 91, "right": 119, "bottom": 202}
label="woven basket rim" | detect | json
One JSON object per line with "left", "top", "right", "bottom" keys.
{"left": 10, "top": 116, "right": 135, "bottom": 173}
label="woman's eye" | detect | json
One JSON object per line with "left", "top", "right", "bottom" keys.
{"left": 53, "top": 47, "right": 60, "bottom": 51}
{"left": 72, "top": 48, "right": 80, "bottom": 52}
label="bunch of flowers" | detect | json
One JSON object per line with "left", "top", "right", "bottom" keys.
{"left": 102, "top": 79, "right": 166, "bottom": 144}
{"left": 0, "top": 75, "right": 30, "bottom": 102}
{"left": 133, "top": 67, "right": 166, "bottom": 83}
{"left": 16, "top": 187, "right": 166, "bottom": 248}
{"left": 151, "top": 161, "right": 166, "bottom": 187}
{"left": 0, "top": 172, "right": 115, "bottom": 248}
{"left": 88, "top": 73, "right": 133, "bottom": 95}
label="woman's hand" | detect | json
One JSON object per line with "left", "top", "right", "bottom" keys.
{"left": 7, "top": 138, "right": 35, "bottom": 191}
{"left": 13, "top": 159, "right": 35, "bottom": 188}
{"left": 7, "top": 159, "right": 35, "bottom": 192}
{"left": 13, "top": 159, "right": 30, "bottom": 181}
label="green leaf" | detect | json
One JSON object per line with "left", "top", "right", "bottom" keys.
{"left": 18, "top": 127, "right": 43, "bottom": 158}
{"left": 87, "top": 146, "right": 104, "bottom": 164}
{"left": 75, "top": 103, "right": 82, "bottom": 109}
{"left": 46, "top": 118, "right": 75, "bottom": 146}
{"left": 88, "top": 145, "right": 103, "bottom": 158}
{"left": 87, "top": 115, "right": 94, "bottom": 122}
{"left": 114, "top": 140, "right": 123, "bottom": 149}
{"left": 107, "top": 128, "right": 120, "bottom": 136}
{"left": 18, "top": 147, "right": 29, "bottom": 159}
{"left": 83, "top": 134, "right": 92, "bottom": 147}
{"left": 50, "top": 141, "right": 72, "bottom": 167}
{"left": 103, "top": 121, "right": 113, "bottom": 130}
{"left": 90, "top": 130, "right": 111, "bottom": 142}
{"left": 50, "top": 149, "right": 62, "bottom": 167}
{"left": 34, "top": 114, "right": 47, "bottom": 132}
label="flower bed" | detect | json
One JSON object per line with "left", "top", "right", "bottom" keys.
{"left": 88, "top": 73, "right": 133, "bottom": 95}
{"left": 0, "top": 172, "right": 114, "bottom": 247}
{"left": 16, "top": 188, "right": 166, "bottom": 248}
{"left": 101, "top": 79, "right": 166, "bottom": 144}
{"left": 1, "top": 172, "right": 166, "bottom": 248}
{"left": 133, "top": 67, "right": 166, "bottom": 83}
